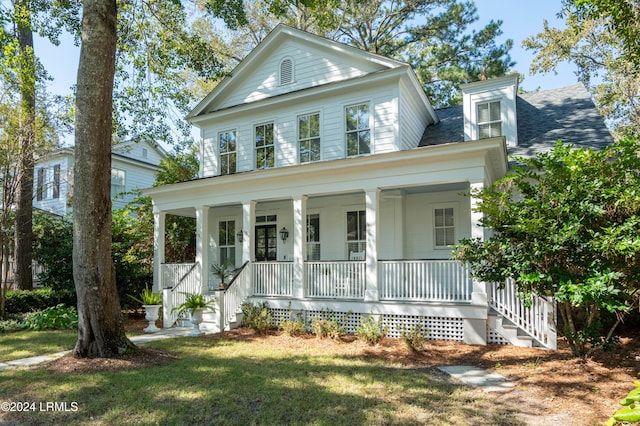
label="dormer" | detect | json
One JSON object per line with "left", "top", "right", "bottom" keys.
{"left": 461, "top": 74, "right": 519, "bottom": 146}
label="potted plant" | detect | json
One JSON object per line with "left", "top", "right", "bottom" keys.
{"left": 128, "top": 286, "right": 162, "bottom": 333}
{"left": 172, "top": 292, "right": 216, "bottom": 336}
{"left": 211, "top": 259, "right": 235, "bottom": 290}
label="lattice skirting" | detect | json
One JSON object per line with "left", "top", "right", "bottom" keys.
{"left": 267, "top": 308, "right": 466, "bottom": 342}
{"left": 487, "top": 328, "right": 509, "bottom": 345}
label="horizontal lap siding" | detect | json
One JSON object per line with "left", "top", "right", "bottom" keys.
{"left": 399, "top": 81, "right": 430, "bottom": 150}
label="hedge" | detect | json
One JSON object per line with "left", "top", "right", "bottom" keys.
{"left": 4, "top": 288, "right": 77, "bottom": 314}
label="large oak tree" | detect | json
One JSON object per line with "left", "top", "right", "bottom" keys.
{"left": 73, "top": 0, "right": 134, "bottom": 358}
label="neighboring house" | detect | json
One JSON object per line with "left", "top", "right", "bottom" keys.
{"left": 144, "top": 25, "right": 612, "bottom": 348}
{"left": 33, "top": 139, "right": 167, "bottom": 216}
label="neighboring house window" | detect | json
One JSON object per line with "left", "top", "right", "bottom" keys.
{"left": 477, "top": 100, "right": 501, "bottom": 139}
{"left": 307, "top": 214, "right": 320, "bottom": 261}
{"left": 52, "top": 164, "right": 60, "bottom": 199}
{"left": 111, "top": 169, "right": 126, "bottom": 198}
{"left": 346, "top": 210, "right": 366, "bottom": 255}
{"left": 219, "top": 130, "right": 237, "bottom": 175}
{"left": 298, "top": 113, "right": 320, "bottom": 164}
{"left": 279, "top": 57, "right": 294, "bottom": 85}
{"left": 142, "top": 148, "right": 148, "bottom": 158}
{"left": 219, "top": 220, "right": 236, "bottom": 265}
{"left": 434, "top": 207, "right": 455, "bottom": 248}
{"left": 36, "top": 168, "right": 45, "bottom": 201}
{"left": 255, "top": 122, "right": 275, "bottom": 169}
{"left": 345, "top": 103, "right": 370, "bottom": 156}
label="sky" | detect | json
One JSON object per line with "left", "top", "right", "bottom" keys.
{"left": 33, "top": 1, "right": 577, "bottom": 115}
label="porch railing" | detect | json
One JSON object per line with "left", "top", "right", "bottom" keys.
{"left": 222, "top": 261, "right": 251, "bottom": 329}
{"left": 489, "top": 279, "right": 557, "bottom": 349}
{"left": 305, "top": 261, "right": 365, "bottom": 299}
{"left": 378, "top": 260, "right": 472, "bottom": 302}
{"left": 252, "top": 262, "right": 294, "bottom": 296}
{"left": 162, "top": 262, "right": 199, "bottom": 328}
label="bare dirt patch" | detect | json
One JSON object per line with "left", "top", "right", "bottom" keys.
{"left": 45, "top": 314, "right": 640, "bottom": 425}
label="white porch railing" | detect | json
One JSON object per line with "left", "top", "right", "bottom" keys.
{"left": 305, "top": 261, "right": 365, "bottom": 299}
{"left": 489, "top": 279, "right": 557, "bottom": 349}
{"left": 162, "top": 262, "right": 199, "bottom": 328}
{"left": 222, "top": 261, "right": 251, "bottom": 329}
{"left": 378, "top": 260, "right": 472, "bottom": 302}
{"left": 252, "top": 262, "right": 294, "bottom": 296}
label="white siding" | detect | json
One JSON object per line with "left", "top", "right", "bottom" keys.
{"left": 33, "top": 154, "right": 74, "bottom": 217}
{"left": 200, "top": 81, "right": 401, "bottom": 177}
{"left": 399, "top": 80, "right": 431, "bottom": 150}
{"left": 112, "top": 158, "right": 160, "bottom": 210}
{"left": 214, "top": 39, "right": 386, "bottom": 111}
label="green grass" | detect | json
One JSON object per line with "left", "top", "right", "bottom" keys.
{"left": 0, "top": 330, "right": 77, "bottom": 362}
{"left": 0, "top": 335, "right": 519, "bottom": 426}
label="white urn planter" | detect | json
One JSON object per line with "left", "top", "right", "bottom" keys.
{"left": 142, "top": 304, "right": 162, "bottom": 333}
{"left": 189, "top": 309, "right": 204, "bottom": 336}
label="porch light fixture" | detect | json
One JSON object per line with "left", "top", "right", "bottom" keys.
{"left": 279, "top": 227, "right": 289, "bottom": 243}
{"left": 236, "top": 230, "right": 244, "bottom": 243}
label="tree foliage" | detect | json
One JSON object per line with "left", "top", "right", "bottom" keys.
{"left": 523, "top": 8, "right": 639, "bottom": 138}
{"left": 454, "top": 139, "right": 640, "bottom": 357}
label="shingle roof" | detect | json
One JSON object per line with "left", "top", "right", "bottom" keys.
{"left": 419, "top": 84, "right": 614, "bottom": 158}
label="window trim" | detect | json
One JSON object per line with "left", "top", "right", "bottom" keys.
{"left": 298, "top": 111, "right": 321, "bottom": 164}
{"left": 475, "top": 99, "right": 502, "bottom": 139}
{"left": 306, "top": 212, "right": 321, "bottom": 261}
{"left": 344, "top": 102, "right": 372, "bottom": 157}
{"left": 433, "top": 204, "right": 457, "bottom": 250}
{"left": 218, "top": 219, "right": 236, "bottom": 266}
{"left": 254, "top": 121, "right": 275, "bottom": 169}
{"left": 218, "top": 129, "right": 237, "bottom": 175}
{"left": 345, "top": 208, "right": 366, "bottom": 257}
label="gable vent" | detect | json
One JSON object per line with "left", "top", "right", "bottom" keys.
{"left": 280, "top": 58, "right": 294, "bottom": 85}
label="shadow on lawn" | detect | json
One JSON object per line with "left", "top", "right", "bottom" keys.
{"left": 1, "top": 334, "right": 526, "bottom": 426}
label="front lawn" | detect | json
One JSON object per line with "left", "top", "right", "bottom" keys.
{"left": 0, "top": 334, "right": 510, "bottom": 426}
{"left": 0, "top": 330, "right": 77, "bottom": 362}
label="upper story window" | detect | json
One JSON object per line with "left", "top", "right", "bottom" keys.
{"left": 219, "top": 130, "right": 237, "bottom": 175}
{"left": 298, "top": 113, "right": 320, "bottom": 164}
{"left": 434, "top": 207, "right": 455, "bottom": 248}
{"left": 255, "top": 122, "right": 274, "bottom": 169}
{"left": 52, "top": 165, "right": 60, "bottom": 199}
{"left": 279, "top": 57, "right": 294, "bottom": 85}
{"left": 111, "top": 168, "right": 126, "bottom": 199}
{"left": 345, "top": 103, "right": 370, "bottom": 157}
{"left": 36, "top": 165, "right": 61, "bottom": 201}
{"left": 477, "top": 100, "right": 501, "bottom": 139}
{"left": 36, "top": 168, "right": 45, "bottom": 201}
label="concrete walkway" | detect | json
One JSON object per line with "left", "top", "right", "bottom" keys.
{"left": 0, "top": 327, "right": 193, "bottom": 373}
{"left": 437, "top": 365, "right": 515, "bottom": 393}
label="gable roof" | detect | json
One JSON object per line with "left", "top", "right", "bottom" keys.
{"left": 419, "top": 84, "right": 613, "bottom": 157}
{"left": 187, "top": 24, "right": 425, "bottom": 120}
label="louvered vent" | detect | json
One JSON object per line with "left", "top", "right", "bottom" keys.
{"left": 280, "top": 58, "right": 293, "bottom": 85}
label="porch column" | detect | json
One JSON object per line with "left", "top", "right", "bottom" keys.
{"left": 153, "top": 209, "right": 166, "bottom": 292}
{"left": 364, "top": 188, "right": 380, "bottom": 302}
{"left": 292, "top": 195, "right": 307, "bottom": 299}
{"left": 241, "top": 201, "right": 256, "bottom": 264}
{"left": 196, "top": 205, "right": 211, "bottom": 293}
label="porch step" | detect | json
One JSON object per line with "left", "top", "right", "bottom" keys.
{"left": 489, "top": 314, "right": 533, "bottom": 348}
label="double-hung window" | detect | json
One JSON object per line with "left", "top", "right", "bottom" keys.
{"left": 110, "top": 169, "right": 126, "bottom": 199}
{"left": 298, "top": 113, "right": 320, "bottom": 164}
{"left": 477, "top": 100, "right": 501, "bottom": 139}
{"left": 255, "top": 122, "right": 274, "bottom": 169}
{"left": 219, "top": 220, "right": 236, "bottom": 265}
{"left": 345, "top": 103, "right": 370, "bottom": 156}
{"left": 434, "top": 207, "right": 455, "bottom": 248}
{"left": 346, "top": 210, "right": 366, "bottom": 255}
{"left": 219, "top": 130, "right": 237, "bottom": 175}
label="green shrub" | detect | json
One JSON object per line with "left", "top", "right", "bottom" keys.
{"left": 21, "top": 304, "right": 78, "bottom": 330}
{"left": 0, "top": 318, "right": 24, "bottom": 333}
{"left": 312, "top": 309, "right": 350, "bottom": 340}
{"left": 356, "top": 314, "right": 388, "bottom": 345}
{"left": 280, "top": 312, "right": 306, "bottom": 336}
{"left": 4, "top": 288, "right": 76, "bottom": 314}
{"left": 241, "top": 302, "right": 273, "bottom": 334}
{"left": 400, "top": 324, "right": 428, "bottom": 353}
{"left": 606, "top": 380, "right": 640, "bottom": 425}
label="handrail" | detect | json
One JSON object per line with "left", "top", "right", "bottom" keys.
{"left": 170, "top": 262, "right": 199, "bottom": 292}
{"left": 224, "top": 261, "right": 250, "bottom": 291}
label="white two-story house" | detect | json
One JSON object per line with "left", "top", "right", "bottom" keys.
{"left": 34, "top": 139, "right": 167, "bottom": 216}
{"left": 145, "top": 25, "right": 612, "bottom": 348}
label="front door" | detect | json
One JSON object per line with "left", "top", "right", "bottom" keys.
{"left": 255, "top": 224, "right": 277, "bottom": 261}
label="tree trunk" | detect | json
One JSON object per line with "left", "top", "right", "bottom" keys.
{"left": 73, "top": 0, "right": 134, "bottom": 358}
{"left": 13, "top": 0, "right": 35, "bottom": 291}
